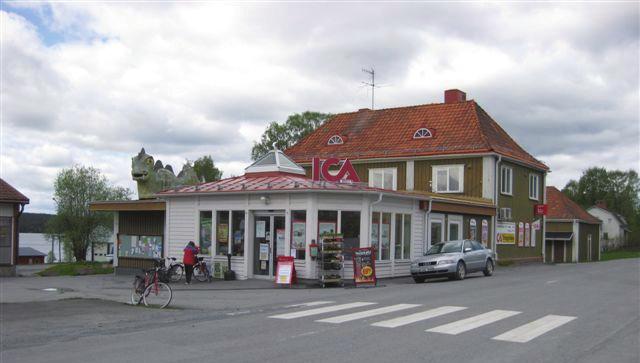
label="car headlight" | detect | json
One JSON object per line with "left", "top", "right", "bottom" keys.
{"left": 437, "top": 259, "right": 455, "bottom": 265}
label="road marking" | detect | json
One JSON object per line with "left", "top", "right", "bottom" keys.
{"left": 269, "top": 302, "right": 376, "bottom": 320}
{"left": 492, "top": 315, "right": 576, "bottom": 343}
{"left": 371, "top": 306, "right": 468, "bottom": 328}
{"left": 286, "top": 301, "right": 335, "bottom": 308}
{"left": 546, "top": 280, "right": 558, "bottom": 284}
{"left": 316, "top": 304, "right": 421, "bottom": 324}
{"left": 426, "top": 310, "right": 521, "bottom": 335}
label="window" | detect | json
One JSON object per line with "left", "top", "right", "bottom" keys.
{"left": 432, "top": 165, "right": 464, "bottom": 193}
{"left": 199, "top": 211, "right": 212, "bottom": 255}
{"left": 369, "top": 168, "right": 397, "bottom": 190}
{"left": 291, "top": 210, "right": 306, "bottom": 260}
{"left": 500, "top": 166, "right": 513, "bottom": 195}
{"left": 471, "top": 241, "right": 484, "bottom": 251}
{"left": 463, "top": 240, "right": 473, "bottom": 251}
{"left": 341, "top": 211, "right": 361, "bottom": 259}
{"left": 529, "top": 174, "right": 539, "bottom": 200}
{"left": 371, "top": 212, "right": 391, "bottom": 260}
{"left": 499, "top": 208, "right": 512, "bottom": 220}
{"left": 413, "top": 128, "right": 433, "bottom": 139}
{"left": 430, "top": 220, "right": 443, "bottom": 245}
{"left": 448, "top": 221, "right": 461, "bottom": 241}
{"left": 216, "top": 211, "right": 229, "bottom": 255}
{"left": 318, "top": 210, "right": 338, "bottom": 237}
{"left": 0, "top": 217, "right": 11, "bottom": 265}
{"left": 327, "top": 135, "right": 344, "bottom": 145}
{"left": 394, "top": 214, "right": 412, "bottom": 260}
{"left": 231, "top": 211, "right": 245, "bottom": 256}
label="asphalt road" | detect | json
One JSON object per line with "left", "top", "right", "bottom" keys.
{"left": 1, "top": 259, "right": 639, "bottom": 363}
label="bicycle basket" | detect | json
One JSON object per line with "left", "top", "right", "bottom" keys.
{"left": 157, "top": 268, "right": 171, "bottom": 283}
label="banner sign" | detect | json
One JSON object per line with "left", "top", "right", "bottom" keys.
{"left": 534, "top": 204, "right": 548, "bottom": 216}
{"left": 525, "top": 223, "right": 531, "bottom": 247}
{"left": 312, "top": 157, "right": 360, "bottom": 183}
{"left": 353, "top": 247, "right": 376, "bottom": 286}
{"left": 496, "top": 222, "right": 516, "bottom": 244}
{"left": 481, "top": 220, "right": 489, "bottom": 245}
{"left": 275, "top": 256, "right": 296, "bottom": 286}
{"left": 469, "top": 219, "right": 477, "bottom": 241}
{"left": 518, "top": 222, "right": 525, "bottom": 247}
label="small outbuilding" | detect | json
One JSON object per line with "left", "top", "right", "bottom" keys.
{"left": 0, "top": 178, "right": 29, "bottom": 276}
{"left": 18, "top": 247, "right": 46, "bottom": 265}
{"left": 545, "top": 187, "right": 600, "bottom": 263}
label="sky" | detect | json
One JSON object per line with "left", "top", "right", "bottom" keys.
{"left": 1, "top": 2, "right": 638, "bottom": 213}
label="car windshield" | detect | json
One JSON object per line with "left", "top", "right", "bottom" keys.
{"left": 425, "top": 241, "right": 462, "bottom": 255}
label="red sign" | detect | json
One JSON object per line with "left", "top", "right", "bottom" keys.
{"left": 352, "top": 247, "right": 376, "bottom": 287}
{"left": 312, "top": 157, "right": 360, "bottom": 183}
{"left": 534, "top": 204, "right": 548, "bottom": 216}
{"left": 275, "top": 256, "right": 296, "bottom": 287}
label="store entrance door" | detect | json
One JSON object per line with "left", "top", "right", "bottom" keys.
{"left": 253, "top": 213, "right": 285, "bottom": 278}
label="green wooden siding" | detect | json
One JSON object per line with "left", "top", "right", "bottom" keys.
{"left": 119, "top": 211, "right": 165, "bottom": 236}
{"left": 579, "top": 223, "right": 600, "bottom": 262}
{"left": 546, "top": 222, "right": 572, "bottom": 232}
{"left": 414, "top": 157, "right": 484, "bottom": 198}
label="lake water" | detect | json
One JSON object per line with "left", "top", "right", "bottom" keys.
{"left": 19, "top": 233, "right": 68, "bottom": 262}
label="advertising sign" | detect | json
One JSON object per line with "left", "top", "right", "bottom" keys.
{"left": 496, "top": 222, "right": 516, "bottom": 244}
{"left": 319, "top": 222, "right": 337, "bottom": 236}
{"left": 256, "top": 221, "right": 266, "bottom": 238}
{"left": 534, "top": 204, "right": 548, "bottom": 216}
{"left": 532, "top": 219, "right": 541, "bottom": 230}
{"left": 213, "top": 260, "right": 228, "bottom": 279}
{"left": 217, "top": 223, "right": 228, "bottom": 243}
{"left": 518, "top": 222, "right": 525, "bottom": 247}
{"left": 276, "top": 256, "right": 296, "bottom": 286}
{"left": 292, "top": 221, "right": 306, "bottom": 255}
{"left": 259, "top": 243, "right": 269, "bottom": 261}
{"left": 481, "top": 220, "right": 489, "bottom": 245}
{"left": 312, "top": 157, "right": 360, "bottom": 183}
{"left": 525, "top": 223, "right": 531, "bottom": 247}
{"left": 276, "top": 229, "right": 285, "bottom": 256}
{"left": 353, "top": 247, "right": 376, "bottom": 286}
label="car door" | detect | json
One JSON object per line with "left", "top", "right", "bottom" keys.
{"left": 471, "top": 241, "right": 487, "bottom": 271}
{"left": 462, "top": 241, "right": 480, "bottom": 271}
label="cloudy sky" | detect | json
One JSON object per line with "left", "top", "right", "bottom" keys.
{"left": 1, "top": 2, "right": 638, "bottom": 213}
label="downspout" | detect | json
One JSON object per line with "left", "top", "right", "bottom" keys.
{"left": 494, "top": 155, "right": 502, "bottom": 260}
{"left": 542, "top": 172, "right": 547, "bottom": 263}
{"left": 424, "top": 198, "right": 433, "bottom": 256}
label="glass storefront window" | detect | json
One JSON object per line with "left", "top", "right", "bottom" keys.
{"left": 394, "top": 214, "right": 412, "bottom": 259}
{"left": 341, "top": 211, "right": 360, "bottom": 259}
{"left": 371, "top": 212, "right": 380, "bottom": 258}
{"left": 380, "top": 213, "right": 391, "bottom": 260}
{"left": 394, "top": 214, "right": 402, "bottom": 259}
{"left": 216, "top": 211, "right": 229, "bottom": 255}
{"left": 199, "top": 211, "right": 212, "bottom": 255}
{"left": 118, "top": 234, "right": 163, "bottom": 258}
{"left": 231, "top": 211, "right": 245, "bottom": 256}
{"left": 403, "top": 214, "right": 411, "bottom": 259}
{"left": 318, "top": 210, "right": 338, "bottom": 238}
{"left": 291, "top": 210, "right": 306, "bottom": 260}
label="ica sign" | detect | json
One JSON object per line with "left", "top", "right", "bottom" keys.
{"left": 312, "top": 157, "right": 361, "bottom": 183}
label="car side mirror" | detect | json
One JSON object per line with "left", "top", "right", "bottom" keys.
{"left": 464, "top": 248, "right": 472, "bottom": 253}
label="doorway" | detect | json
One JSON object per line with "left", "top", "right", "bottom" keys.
{"left": 253, "top": 212, "right": 285, "bottom": 278}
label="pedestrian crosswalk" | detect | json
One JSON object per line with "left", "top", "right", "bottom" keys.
{"left": 268, "top": 301, "right": 576, "bottom": 343}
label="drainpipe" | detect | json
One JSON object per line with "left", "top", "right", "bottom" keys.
{"left": 494, "top": 155, "right": 502, "bottom": 260}
{"left": 424, "top": 198, "right": 433, "bottom": 256}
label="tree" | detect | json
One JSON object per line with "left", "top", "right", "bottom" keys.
{"left": 192, "top": 155, "right": 223, "bottom": 182}
{"left": 46, "top": 166, "right": 131, "bottom": 262}
{"left": 251, "top": 111, "right": 332, "bottom": 160}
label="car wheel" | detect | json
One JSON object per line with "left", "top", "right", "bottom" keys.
{"left": 413, "top": 276, "right": 426, "bottom": 283}
{"left": 483, "top": 259, "right": 494, "bottom": 276}
{"left": 454, "top": 261, "right": 466, "bottom": 280}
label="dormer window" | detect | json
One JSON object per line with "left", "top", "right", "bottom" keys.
{"left": 413, "top": 128, "right": 433, "bottom": 139}
{"left": 327, "top": 135, "right": 344, "bottom": 145}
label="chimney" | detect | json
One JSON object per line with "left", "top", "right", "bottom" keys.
{"left": 444, "top": 89, "right": 466, "bottom": 104}
{"left": 596, "top": 200, "right": 607, "bottom": 209}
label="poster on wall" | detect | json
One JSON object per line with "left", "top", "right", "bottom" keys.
{"left": 276, "top": 229, "right": 285, "bottom": 256}
{"left": 532, "top": 219, "right": 541, "bottom": 230}
{"left": 525, "top": 223, "right": 531, "bottom": 247}
{"left": 259, "top": 243, "right": 269, "bottom": 261}
{"left": 481, "top": 220, "right": 489, "bottom": 245}
{"left": 496, "top": 222, "right": 516, "bottom": 244}
{"left": 469, "top": 219, "right": 477, "bottom": 241}
{"left": 518, "top": 222, "right": 525, "bottom": 247}
{"left": 292, "top": 221, "right": 306, "bottom": 252}
{"left": 319, "top": 222, "right": 337, "bottom": 236}
{"left": 352, "top": 247, "right": 376, "bottom": 286}
{"left": 256, "top": 221, "right": 266, "bottom": 238}
{"left": 217, "top": 223, "right": 229, "bottom": 243}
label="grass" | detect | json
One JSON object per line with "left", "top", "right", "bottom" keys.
{"left": 601, "top": 249, "right": 640, "bottom": 261}
{"left": 37, "top": 262, "right": 114, "bottom": 276}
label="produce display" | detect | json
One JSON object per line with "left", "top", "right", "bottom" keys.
{"left": 319, "top": 234, "right": 344, "bottom": 288}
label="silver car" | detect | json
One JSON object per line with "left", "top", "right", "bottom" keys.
{"left": 410, "top": 240, "right": 495, "bottom": 283}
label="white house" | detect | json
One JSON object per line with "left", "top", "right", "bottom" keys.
{"left": 587, "top": 201, "right": 630, "bottom": 250}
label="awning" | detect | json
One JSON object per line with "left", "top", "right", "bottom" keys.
{"left": 545, "top": 232, "right": 574, "bottom": 241}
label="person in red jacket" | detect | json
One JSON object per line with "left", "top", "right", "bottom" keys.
{"left": 183, "top": 241, "right": 199, "bottom": 285}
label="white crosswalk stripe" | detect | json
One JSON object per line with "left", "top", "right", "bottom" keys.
{"left": 285, "top": 301, "right": 335, "bottom": 308}
{"left": 268, "top": 302, "right": 376, "bottom": 320}
{"left": 371, "top": 306, "right": 467, "bottom": 328}
{"left": 426, "top": 310, "right": 521, "bottom": 335}
{"left": 316, "top": 304, "right": 421, "bottom": 324}
{"left": 492, "top": 315, "right": 576, "bottom": 343}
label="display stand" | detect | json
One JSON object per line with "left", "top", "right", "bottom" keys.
{"left": 276, "top": 255, "right": 296, "bottom": 287}
{"left": 319, "top": 234, "right": 344, "bottom": 288}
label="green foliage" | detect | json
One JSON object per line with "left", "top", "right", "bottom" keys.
{"left": 192, "top": 155, "right": 223, "bottom": 182}
{"left": 562, "top": 167, "right": 640, "bottom": 246}
{"left": 601, "top": 249, "right": 640, "bottom": 261}
{"left": 36, "top": 262, "right": 114, "bottom": 276}
{"left": 46, "top": 165, "right": 131, "bottom": 262}
{"left": 46, "top": 251, "right": 55, "bottom": 264}
{"left": 251, "top": 111, "right": 332, "bottom": 160}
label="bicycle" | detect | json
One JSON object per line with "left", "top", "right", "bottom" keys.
{"left": 167, "top": 257, "right": 184, "bottom": 282}
{"left": 193, "top": 256, "right": 211, "bottom": 282}
{"left": 131, "top": 259, "right": 173, "bottom": 308}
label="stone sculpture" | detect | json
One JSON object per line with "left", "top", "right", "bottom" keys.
{"left": 131, "top": 148, "right": 200, "bottom": 199}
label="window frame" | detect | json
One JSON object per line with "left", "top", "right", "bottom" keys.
{"left": 432, "top": 165, "right": 465, "bottom": 193}
{"left": 327, "top": 135, "right": 344, "bottom": 145}
{"left": 413, "top": 128, "right": 433, "bottom": 139}
{"left": 368, "top": 168, "right": 397, "bottom": 191}
{"left": 374, "top": 211, "right": 411, "bottom": 261}
{"left": 529, "top": 173, "right": 540, "bottom": 200}
{"left": 500, "top": 166, "right": 513, "bottom": 196}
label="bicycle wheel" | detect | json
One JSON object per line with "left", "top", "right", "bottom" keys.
{"left": 169, "top": 265, "right": 184, "bottom": 282}
{"left": 130, "top": 276, "right": 145, "bottom": 305}
{"left": 193, "top": 265, "right": 208, "bottom": 282}
{"left": 142, "top": 282, "right": 172, "bottom": 308}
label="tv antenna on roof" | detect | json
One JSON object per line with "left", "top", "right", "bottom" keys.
{"left": 362, "top": 67, "right": 377, "bottom": 110}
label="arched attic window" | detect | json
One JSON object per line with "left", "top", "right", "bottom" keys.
{"left": 327, "top": 135, "right": 344, "bottom": 145}
{"left": 413, "top": 128, "right": 433, "bottom": 139}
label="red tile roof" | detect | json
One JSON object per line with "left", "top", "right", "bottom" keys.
{"left": 0, "top": 178, "right": 29, "bottom": 204}
{"left": 546, "top": 186, "right": 600, "bottom": 224}
{"left": 285, "top": 100, "right": 548, "bottom": 170}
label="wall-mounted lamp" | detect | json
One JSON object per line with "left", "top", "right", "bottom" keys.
{"left": 260, "top": 195, "right": 271, "bottom": 205}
